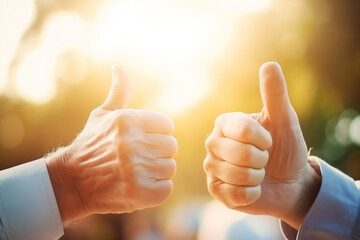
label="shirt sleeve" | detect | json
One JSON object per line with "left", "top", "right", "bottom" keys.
{"left": 0, "top": 159, "right": 64, "bottom": 240}
{"left": 280, "top": 157, "right": 360, "bottom": 240}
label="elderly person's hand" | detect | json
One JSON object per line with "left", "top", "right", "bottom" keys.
{"left": 203, "top": 62, "right": 321, "bottom": 230}
{"left": 46, "top": 66, "right": 177, "bottom": 223}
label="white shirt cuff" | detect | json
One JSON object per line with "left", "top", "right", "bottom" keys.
{"left": 0, "top": 159, "right": 64, "bottom": 240}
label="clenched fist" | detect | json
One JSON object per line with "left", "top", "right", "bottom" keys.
{"left": 46, "top": 66, "right": 177, "bottom": 223}
{"left": 203, "top": 62, "right": 321, "bottom": 230}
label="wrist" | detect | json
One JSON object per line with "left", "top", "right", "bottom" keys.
{"left": 282, "top": 160, "right": 322, "bottom": 230}
{"left": 45, "top": 147, "right": 88, "bottom": 224}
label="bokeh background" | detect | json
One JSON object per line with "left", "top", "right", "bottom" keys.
{"left": 1, "top": 0, "right": 360, "bottom": 239}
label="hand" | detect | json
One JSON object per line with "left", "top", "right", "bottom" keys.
{"left": 46, "top": 66, "right": 178, "bottom": 223}
{"left": 203, "top": 62, "right": 321, "bottom": 229}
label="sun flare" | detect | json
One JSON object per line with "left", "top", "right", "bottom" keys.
{"left": 92, "top": 1, "right": 233, "bottom": 114}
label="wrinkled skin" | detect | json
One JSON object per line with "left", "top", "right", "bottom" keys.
{"left": 204, "top": 62, "right": 321, "bottom": 229}
{"left": 46, "top": 66, "right": 178, "bottom": 223}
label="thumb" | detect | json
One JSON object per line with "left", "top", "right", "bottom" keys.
{"left": 259, "top": 62, "right": 298, "bottom": 125}
{"left": 101, "top": 65, "right": 134, "bottom": 110}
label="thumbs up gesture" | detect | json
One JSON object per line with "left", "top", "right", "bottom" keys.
{"left": 46, "top": 66, "right": 177, "bottom": 223}
{"left": 203, "top": 62, "right": 321, "bottom": 229}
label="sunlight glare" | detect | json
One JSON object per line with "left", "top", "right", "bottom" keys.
{"left": 150, "top": 70, "right": 210, "bottom": 114}
{"left": 0, "top": 0, "right": 36, "bottom": 94}
{"left": 14, "top": 49, "right": 57, "bottom": 104}
{"left": 14, "top": 12, "right": 85, "bottom": 104}
{"left": 210, "top": 0, "right": 272, "bottom": 15}
{"left": 92, "top": 2, "right": 232, "bottom": 113}
{"left": 93, "top": 2, "right": 229, "bottom": 64}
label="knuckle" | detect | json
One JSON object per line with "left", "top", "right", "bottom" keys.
{"left": 150, "top": 111, "right": 175, "bottom": 133}
{"left": 133, "top": 164, "right": 145, "bottom": 176}
{"left": 166, "top": 118, "right": 175, "bottom": 133}
{"left": 257, "top": 151, "right": 269, "bottom": 168}
{"left": 141, "top": 180, "right": 173, "bottom": 207}
{"left": 235, "top": 187, "right": 249, "bottom": 203}
{"left": 215, "top": 113, "right": 230, "bottom": 128}
{"left": 223, "top": 199, "right": 236, "bottom": 209}
{"left": 117, "top": 136, "right": 136, "bottom": 158}
{"left": 220, "top": 187, "right": 238, "bottom": 208}
{"left": 265, "top": 131, "right": 273, "bottom": 149}
{"left": 250, "top": 186, "right": 261, "bottom": 203}
{"left": 214, "top": 114, "right": 224, "bottom": 127}
{"left": 156, "top": 181, "right": 173, "bottom": 203}
{"left": 163, "top": 181, "right": 173, "bottom": 196}
{"left": 237, "top": 117, "right": 257, "bottom": 138}
{"left": 203, "top": 159, "right": 208, "bottom": 173}
{"left": 242, "top": 168, "right": 257, "bottom": 185}
{"left": 239, "top": 186, "right": 261, "bottom": 205}
{"left": 167, "top": 159, "right": 177, "bottom": 177}
{"left": 264, "top": 150, "right": 269, "bottom": 160}
{"left": 168, "top": 136, "right": 178, "bottom": 155}
{"left": 258, "top": 168, "right": 266, "bottom": 183}
{"left": 239, "top": 169, "right": 250, "bottom": 184}
{"left": 263, "top": 150, "right": 270, "bottom": 165}
{"left": 203, "top": 156, "right": 213, "bottom": 174}
{"left": 241, "top": 145, "right": 254, "bottom": 162}
{"left": 207, "top": 180, "right": 218, "bottom": 196}
{"left": 115, "top": 109, "right": 137, "bottom": 130}
{"left": 205, "top": 135, "right": 216, "bottom": 151}
{"left": 237, "top": 123, "right": 252, "bottom": 139}
{"left": 158, "top": 113, "right": 175, "bottom": 133}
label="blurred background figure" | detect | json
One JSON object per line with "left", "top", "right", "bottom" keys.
{"left": 165, "top": 200, "right": 282, "bottom": 240}
{"left": 197, "top": 201, "right": 282, "bottom": 240}
{"left": 1, "top": 0, "right": 360, "bottom": 239}
{"left": 60, "top": 211, "right": 165, "bottom": 240}
{"left": 165, "top": 199, "right": 206, "bottom": 240}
